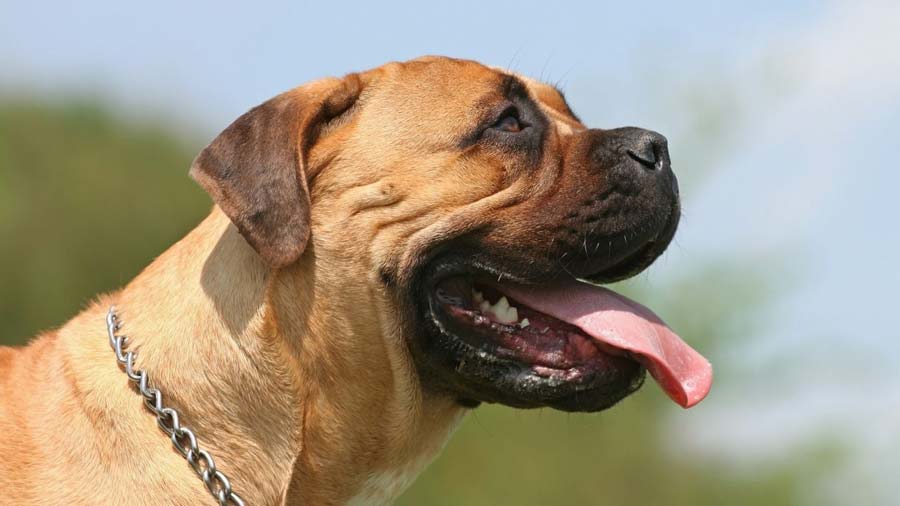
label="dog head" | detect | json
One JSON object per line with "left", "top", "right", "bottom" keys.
{"left": 191, "top": 56, "right": 710, "bottom": 415}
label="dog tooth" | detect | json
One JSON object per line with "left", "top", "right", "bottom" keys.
{"left": 494, "top": 313, "right": 512, "bottom": 324}
{"left": 490, "top": 296, "right": 511, "bottom": 320}
{"left": 519, "top": 318, "right": 530, "bottom": 328}
{"left": 473, "top": 290, "right": 484, "bottom": 303}
{"left": 492, "top": 305, "right": 518, "bottom": 324}
{"left": 479, "top": 300, "right": 491, "bottom": 313}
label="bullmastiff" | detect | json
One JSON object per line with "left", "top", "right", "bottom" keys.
{"left": 0, "top": 56, "right": 712, "bottom": 505}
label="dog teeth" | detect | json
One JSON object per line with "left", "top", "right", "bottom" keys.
{"left": 519, "top": 318, "right": 530, "bottom": 328}
{"left": 471, "top": 289, "right": 521, "bottom": 325}
{"left": 490, "top": 296, "right": 518, "bottom": 324}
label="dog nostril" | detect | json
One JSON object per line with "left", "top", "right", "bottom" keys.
{"left": 627, "top": 148, "right": 656, "bottom": 168}
{"left": 627, "top": 131, "right": 669, "bottom": 172}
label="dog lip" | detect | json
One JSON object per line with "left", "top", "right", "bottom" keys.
{"left": 416, "top": 258, "right": 647, "bottom": 411}
{"left": 582, "top": 203, "right": 680, "bottom": 284}
{"left": 424, "top": 256, "right": 538, "bottom": 291}
{"left": 581, "top": 238, "right": 660, "bottom": 283}
{"left": 423, "top": 194, "right": 679, "bottom": 290}
{"left": 424, "top": 291, "right": 644, "bottom": 403}
{"left": 423, "top": 235, "right": 656, "bottom": 295}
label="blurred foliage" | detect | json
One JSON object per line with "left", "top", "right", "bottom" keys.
{"left": 0, "top": 99, "right": 833, "bottom": 505}
{"left": 0, "top": 99, "right": 209, "bottom": 341}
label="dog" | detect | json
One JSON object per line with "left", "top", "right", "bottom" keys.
{"left": 0, "top": 56, "right": 711, "bottom": 505}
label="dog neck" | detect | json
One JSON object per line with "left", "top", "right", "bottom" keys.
{"left": 106, "top": 208, "right": 464, "bottom": 505}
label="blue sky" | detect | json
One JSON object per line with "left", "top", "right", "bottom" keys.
{"left": 3, "top": 0, "right": 898, "bottom": 501}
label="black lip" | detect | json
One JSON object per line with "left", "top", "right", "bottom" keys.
{"left": 413, "top": 255, "right": 647, "bottom": 412}
{"left": 582, "top": 201, "right": 680, "bottom": 284}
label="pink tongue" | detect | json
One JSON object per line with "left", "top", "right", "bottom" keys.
{"left": 503, "top": 280, "right": 713, "bottom": 408}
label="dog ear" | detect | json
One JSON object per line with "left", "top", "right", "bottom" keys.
{"left": 190, "top": 75, "right": 365, "bottom": 267}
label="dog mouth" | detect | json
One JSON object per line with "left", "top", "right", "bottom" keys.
{"left": 434, "top": 277, "right": 639, "bottom": 376}
{"left": 411, "top": 177, "right": 710, "bottom": 411}
{"left": 421, "top": 260, "right": 713, "bottom": 412}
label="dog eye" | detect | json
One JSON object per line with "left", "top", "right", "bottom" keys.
{"left": 491, "top": 107, "right": 525, "bottom": 133}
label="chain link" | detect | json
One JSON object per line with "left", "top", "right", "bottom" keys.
{"left": 106, "top": 306, "right": 246, "bottom": 506}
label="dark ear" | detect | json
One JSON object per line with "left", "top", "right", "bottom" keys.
{"left": 190, "top": 76, "right": 365, "bottom": 267}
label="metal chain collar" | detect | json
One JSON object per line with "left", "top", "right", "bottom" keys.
{"left": 106, "top": 306, "right": 246, "bottom": 506}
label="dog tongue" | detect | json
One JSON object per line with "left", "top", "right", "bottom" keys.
{"left": 502, "top": 280, "right": 713, "bottom": 408}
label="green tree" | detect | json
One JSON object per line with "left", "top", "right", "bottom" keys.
{"left": 0, "top": 99, "right": 208, "bottom": 342}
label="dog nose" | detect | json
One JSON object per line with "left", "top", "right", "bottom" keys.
{"left": 588, "top": 127, "right": 678, "bottom": 196}
{"left": 623, "top": 129, "right": 670, "bottom": 173}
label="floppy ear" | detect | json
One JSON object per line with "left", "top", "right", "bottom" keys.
{"left": 190, "top": 75, "right": 365, "bottom": 267}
